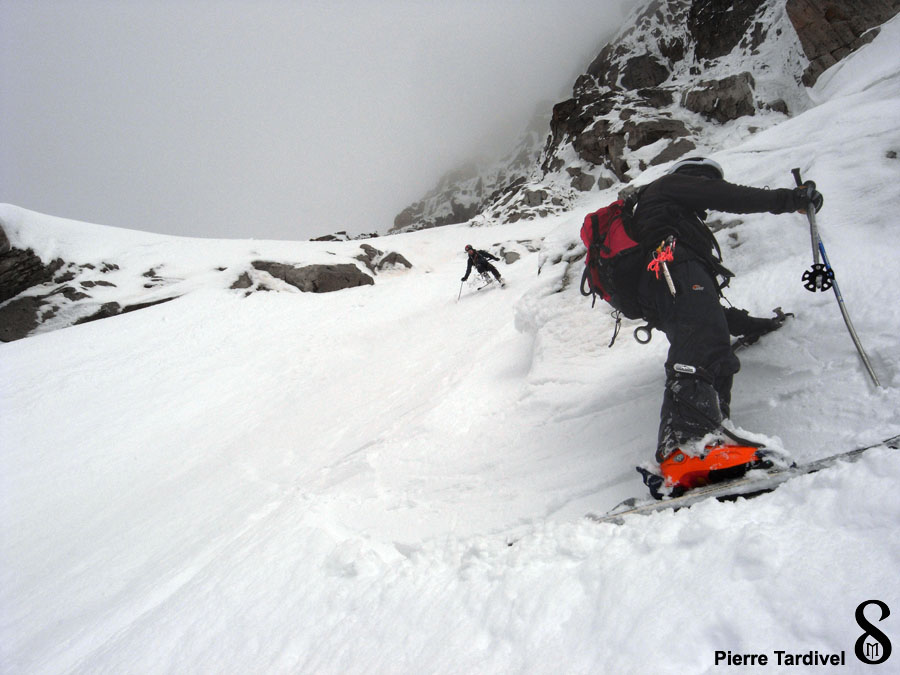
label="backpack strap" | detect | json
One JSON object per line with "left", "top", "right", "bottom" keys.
{"left": 619, "top": 185, "right": 646, "bottom": 241}
{"left": 590, "top": 212, "right": 610, "bottom": 256}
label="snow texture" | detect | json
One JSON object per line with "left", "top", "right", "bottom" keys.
{"left": 2, "top": 14, "right": 900, "bottom": 675}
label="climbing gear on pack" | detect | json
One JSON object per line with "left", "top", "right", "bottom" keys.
{"left": 634, "top": 324, "right": 653, "bottom": 344}
{"left": 648, "top": 237, "right": 677, "bottom": 297}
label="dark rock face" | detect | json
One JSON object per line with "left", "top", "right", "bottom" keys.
{"left": 0, "top": 247, "right": 61, "bottom": 304}
{"left": 231, "top": 272, "right": 254, "bottom": 289}
{"left": 0, "top": 295, "right": 46, "bottom": 342}
{"left": 573, "top": 120, "right": 630, "bottom": 180}
{"left": 72, "top": 297, "right": 177, "bottom": 327}
{"left": 393, "top": 197, "right": 482, "bottom": 232}
{"left": 620, "top": 54, "right": 670, "bottom": 89}
{"left": 566, "top": 167, "right": 597, "bottom": 192}
{"left": 624, "top": 117, "right": 691, "bottom": 151}
{"left": 0, "top": 227, "right": 138, "bottom": 340}
{"left": 311, "top": 230, "right": 380, "bottom": 242}
{"left": 355, "top": 244, "right": 412, "bottom": 273}
{"left": 688, "top": 0, "right": 767, "bottom": 60}
{"left": 250, "top": 261, "right": 374, "bottom": 293}
{"left": 649, "top": 138, "right": 698, "bottom": 166}
{"left": 376, "top": 252, "right": 412, "bottom": 271}
{"left": 786, "top": 0, "right": 900, "bottom": 85}
{"left": 682, "top": 72, "right": 757, "bottom": 123}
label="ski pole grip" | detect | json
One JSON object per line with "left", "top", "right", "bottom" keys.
{"left": 791, "top": 168, "right": 803, "bottom": 187}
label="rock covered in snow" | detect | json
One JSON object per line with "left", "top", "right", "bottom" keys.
{"left": 390, "top": 107, "right": 552, "bottom": 233}
{"left": 355, "top": 244, "right": 413, "bottom": 273}
{"left": 394, "top": 0, "right": 898, "bottom": 231}
{"left": 0, "top": 209, "right": 384, "bottom": 341}
{"left": 247, "top": 261, "right": 374, "bottom": 294}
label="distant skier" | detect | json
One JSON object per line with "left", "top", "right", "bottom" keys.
{"left": 461, "top": 245, "right": 505, "bottom": 286}
{"left": 621, "top": 157, "right": 823, "bottom": 496}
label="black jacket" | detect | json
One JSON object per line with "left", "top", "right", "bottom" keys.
{"left": 463, "top": 250, "right": 499, "bottom": 279}
{"left": 628, "top": 173, "right": 801, "bottom": 264}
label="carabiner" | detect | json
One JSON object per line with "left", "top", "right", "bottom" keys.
{"left": 634, "top": 325, "right": 653, "bottom": 344}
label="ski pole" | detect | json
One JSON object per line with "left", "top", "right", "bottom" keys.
{"left": 793, "top": 168, "right": 822, "bottom": 268}
{"left": 791, "top": 168, "right": 881, "bottom": 388}
{"left": 457, "top": 280, "right": 464, "bottom": 302}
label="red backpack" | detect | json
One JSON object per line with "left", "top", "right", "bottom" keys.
{"left": 579, "top": 193, "right": 644, "bottom": 319}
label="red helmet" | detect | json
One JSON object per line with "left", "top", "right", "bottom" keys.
{"left": 465, "top": 244, "right": 474, "bottom": 252}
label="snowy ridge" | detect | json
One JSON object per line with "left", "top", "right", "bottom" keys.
{"left": 2, "top": 15, "right": 900, "bottom": 675}
{"left": 390, "top": 108, "right": 551, "bottom": 233}
{"left": 397, "top": 0, "right": 817, "bottom": 233}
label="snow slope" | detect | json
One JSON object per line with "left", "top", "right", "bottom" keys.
{"left": 2, "top": 17, "right": 900, "bottom": 675}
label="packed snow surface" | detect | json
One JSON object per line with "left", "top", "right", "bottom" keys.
{"left": 2, "top": 17, "right": 900, "bottom": 675}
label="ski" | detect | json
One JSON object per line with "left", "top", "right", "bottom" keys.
{"left": 475, "top": 274, "right": 505, "bottom": 291}
{"left": 587, "top": 433, "right": 900, "bottom": 525}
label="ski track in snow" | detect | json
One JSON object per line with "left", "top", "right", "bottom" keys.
{"left": 2, "top": 14, "right": 900, "bottom": 675}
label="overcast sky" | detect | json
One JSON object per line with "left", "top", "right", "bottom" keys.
{"left": 1, "top": 1, "right": 637, "bottom": 240}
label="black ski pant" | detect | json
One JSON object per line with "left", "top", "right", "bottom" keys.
{"left": 637, "top": 249, "right": 740, "bottom": 461}
{"left": 477, "top": 263, "right": 502, "bottom": 282}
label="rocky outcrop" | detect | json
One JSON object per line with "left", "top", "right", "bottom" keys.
{"left": 624, "top": 117, "right": 691, "bottom": 152}
{"left": 0, "top": 247, "right": 62, "bottom": 304}
{"left": 682, "top": 72, "right": 757, "bottom": 124}
{"left": 248, "top": 261, "right": 374, "bottom": 293}
{"left": 394, "top": 0, "right": 862, "bottom": 229}
{"left": 620, "top": 54, "right": 669, "bottom": 90}
{"left": 0, "top": 254, "right": 142, "bottom": 341}
{"left": 390, "top": 107, "right": 551, "bottom": 233}
{"left": 72, "top": 298, "right": 177, "bottom": 327}
{"left": 787, "top": 0, "right": 900, "bottom": 85}
{"left": 311, "top": 230, "right": 380, "bottom": 242}
{"left": 392, "top": 0, "right": 899, "bottom": 233}
{"left": 0, "top": 216, "right": 379, "bottom": 340}
{"left": 355, "top": 244, "right": 412, "bottom": 273}
{"left": 0, "top": 224, "right": 9, "bottom": 256}
{"left": 544, "top": 0, "right": 789, "bottom": 184}
{"left": 566, "top": 167, "right": 597, "bottom": 192}
{"left": 687, "top": 0, "right": 767, "bottom": 60}
{"left": 0, "top": 296, "right": 46, "bottom": 342}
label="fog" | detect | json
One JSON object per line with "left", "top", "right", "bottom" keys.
{"left": 1, "top": 1, "right": 637, "bottom": 240}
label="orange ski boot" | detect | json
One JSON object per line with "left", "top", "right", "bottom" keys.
{"left": 659, "top": 444, "right": 769, "bottom": 494}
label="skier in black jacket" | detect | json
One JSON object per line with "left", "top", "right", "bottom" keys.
{"left": 626, "top": 157, "right": 823, "bottom": 494}
{"left": 461, "top": 245, "right": 505, "bottom": 286}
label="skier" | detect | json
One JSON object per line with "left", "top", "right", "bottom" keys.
{"left": 625, "top": 157, "right": 823, "bottom": 496}
{"left": 461, "top": 245, "right": 505, "bottom": 287}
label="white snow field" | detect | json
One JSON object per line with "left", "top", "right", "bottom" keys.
{"left": 2, "top": 18, "right": 900, "bottom": 675}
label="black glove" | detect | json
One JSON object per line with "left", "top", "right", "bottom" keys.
{"left": 461, "top": 277, "right": 466, "bottom": 281}
{"left": 793, "top": 180, "right": 824, "bottom": 214}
